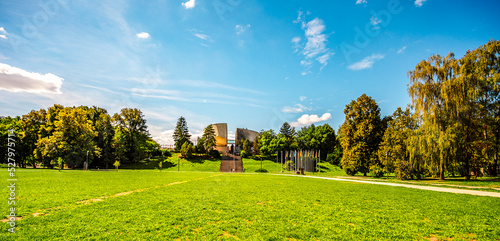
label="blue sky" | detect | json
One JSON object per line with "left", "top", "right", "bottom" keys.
{"left": 1, "top": 0, "right": 499, "bottom": 144}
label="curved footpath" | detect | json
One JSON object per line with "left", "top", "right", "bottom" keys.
{"left": 277, "top": 174, "right": 500, "bottom": 198}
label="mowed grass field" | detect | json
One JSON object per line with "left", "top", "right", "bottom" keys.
{"left": 2, "top": 169, "right": 500, "bottom": 240}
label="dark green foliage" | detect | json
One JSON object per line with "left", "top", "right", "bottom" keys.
{"left": 180, "top": 142, "right": 194, "bottom": 158}
{"left": 240, "top": 150, "right": 248, "bottom": 158}
{"left": 326, "top": 153, "right": 340, "bottom": 166}
{"left": 112, "top": 108, "right": 149, "bottom": 164}
{"left": 173, "top": 116, "right": 191, "bottom": 152}
{"left": 202, "top": 124, "right": 216, "bottom": 153}
{"left": 208, "top": 149, "right": 221, "bottom": 159}
{"left": 370, "top": 164, "right": 385, "bottom": 178}
{"left": 242, "top": 139, "right": 251, "bottom": 153}
{"left": 340, "top": 94, "right": 383, "bottom": 176}
{"left": 195, "top": 137, "right": 206, "bottom": 154}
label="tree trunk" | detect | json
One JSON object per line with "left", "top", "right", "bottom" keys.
{"left": 439, "top": 160, "right": 445, "bottom": 181}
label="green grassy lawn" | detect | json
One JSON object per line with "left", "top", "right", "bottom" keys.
{"left": 121, "top": 153, "right": 221, "bottom": 172}
{"left": 2, "top": 169, "right": 499, "bottom": 240}
{"left": 242, "top": 158, "right": 346, "bottom": 177}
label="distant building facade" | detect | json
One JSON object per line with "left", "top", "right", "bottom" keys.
{"left": 212, "top": 123, "right": 228, "bottom": 153}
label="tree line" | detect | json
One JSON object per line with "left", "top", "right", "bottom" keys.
{"left": 0, "top": 105, "right": 164, "bottom": 169}
{"left": 340, "top": 40, "right": 500, "bottom": 180}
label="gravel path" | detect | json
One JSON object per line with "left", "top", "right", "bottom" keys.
{"left": 279, "top": 174, "right": 500, "bottom": 198}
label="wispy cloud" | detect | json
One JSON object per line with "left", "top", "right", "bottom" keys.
{"left": 0, "top": 27, "right": 8, "bottom": 39}
{"left": 182, "top": 0, "right": 196, "bottom": 9}
{"left": 370, "top": 16, "right": 381, "bottom": 30}
{"left": 194, "top": 33, "right": 209, "bottom": 40}
{"left": 293, "top": 11, "right": 334, "bottom": 74}
{"left": 356, "top": 0, "right": 367, "bottom": 4}
{"left": 347, "top": 54, "right": 385, "bottom": 71}
{"left": 299, "top": 96, "right": 307, "bottom": 101}
{"left": 165, "top": 79, "right": 265, "bottom": 95}
{"left": 136, "top": 32, "right": 150, "bottom": 39}
{"left": 235, "top": 24, "right": 251, "bottom": 35}
{"left": 414, "top": 0, "right": 427, "bottom": 7}
{"left": 281, "top": 104, "right": 311, "bottom": 113}
{"left": 0, "top": 63, "right": 63, "bottom": 94}
{"left": 291, "top": 113, "right": 332, "bottom": 127}
{"left": 397, "top": 46, "right": 407, "bottom": 54}
{"left": 189, "top": 29, "right": 212, "bottom": 43}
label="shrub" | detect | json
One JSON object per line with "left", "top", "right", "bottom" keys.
{"left": 161, "top": 149, "right": 172, "bottom": 158}
{"left": 370, "top": 164, "right": 385, "bottom": 178}
{"left": 208, "top": 149, "right": 221, "bottom": 158}
{"left": 240, "top": 150, "right": 248, "bottom": 158}
{"left": 327, "top": 153, "right": 340, "bottom": 166}
{"left": 255, "top": 168, "right": 268, "bottom": 173}
{"left": 180, "top": 142, "right": 194, "bottom": 158}
{"left": 344, "top": 166, "right": 357, "bottom": 176}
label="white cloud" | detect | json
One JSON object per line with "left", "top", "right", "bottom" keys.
{"left": 291, "top": 113, "right": 332, "bottom": 127}
{"left": 293, "top": 14, "right": 334, "bottom": 72}
{"left": 299, "top": 96, "right": 307, "bottom": 101}
{"left": 347, "top": 54, "right": 385, "bottom": 71}
{"left": 182, "top": 0, "right": 196, "bottom": 9}
{"left": 194, "top": 33, "right": 209, "bottom": 40}
{"left": 397, "top": 46, "right": 407, "bottom": 54}
{"left": 0, "top": 63, "right": 63, "bottom": 94}
{"left": 356, "top": 0, "right": 367, "bottom": 4}
{"left": 235, "top": 24, "right": 251, "bottom": 35}
{"left": 414, "top": 0, "right": 427, "bottom": 7}
{"left": 370, "top": 16, "right": 381, "bottom": 29}
{"left": 136, "top": 32, "right": 150, "bottom": 39}
{"left": 300, "top": 60, "right": 312, "bottom": 66}
{"left": 281, "top": 104, "right": 311, "bottom": 113}
{"left": 293, "top": 11, "right": 303, "bottom": 24}
{"left": 0, "top": 27, "right": 8, "bottom": 39}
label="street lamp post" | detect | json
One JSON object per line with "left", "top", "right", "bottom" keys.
{"left": 86, "top": 150, "right": 89, "bottom": 171}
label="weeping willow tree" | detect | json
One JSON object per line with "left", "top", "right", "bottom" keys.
{"left": 408, "top": 53, "right": 460, "bottom": 180}
{"left": 408, "top": 40, "right": 500, "bottom": 180}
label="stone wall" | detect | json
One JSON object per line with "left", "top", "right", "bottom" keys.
{"left": 235, "top": 128, "right": 259, "bottom": 143}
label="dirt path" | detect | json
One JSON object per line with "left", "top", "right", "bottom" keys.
{"left": 280, "top": 174, "right": 500, "bottom": 198}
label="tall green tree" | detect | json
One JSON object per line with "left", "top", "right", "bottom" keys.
{"left": 457, "top": 40, "right": 500, "bottom": 176}
{"left": 35, "top": 104, "right": 63, "bottom": 167}
{"left": 20, "top": 109, "right": 46, "bottom": 167}
{"left": 340, "top": 94, "right": 383, "bottom": 176}
{"left": 258, "top": 129, "right": 277, "bottom": 158}
{"left": 202, "top": 124, "right": 216, "bottom": 153}
{"left": 378, "top": 107, "right": 420, "bottom": 179}
{"left": 408, "top": 53, "right": 460, "bottom": 180}
{"left": 173, "top": 116, "right": 191, "bottom": 152}
{"left": 112, "top": 108, "right": 149, "bottom": 163}
{"left": 280, "top": 122, "right": 296, "bottom": 150}
{"left": 36, "top": 107, "right": 98, "bottom": 168}
{"left": 81, "top": 106, "right": 115, "bottom": 168}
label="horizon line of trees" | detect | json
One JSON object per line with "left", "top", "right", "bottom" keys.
{"left": 0, "top": 105, "right": 164, "bottom": 169}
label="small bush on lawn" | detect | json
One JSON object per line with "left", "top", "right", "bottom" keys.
{"left": 370, "top": 164, "right": 385, "bottom": 178}
{"left": 208, "top": 149, "right": 221, "bottom": 158}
